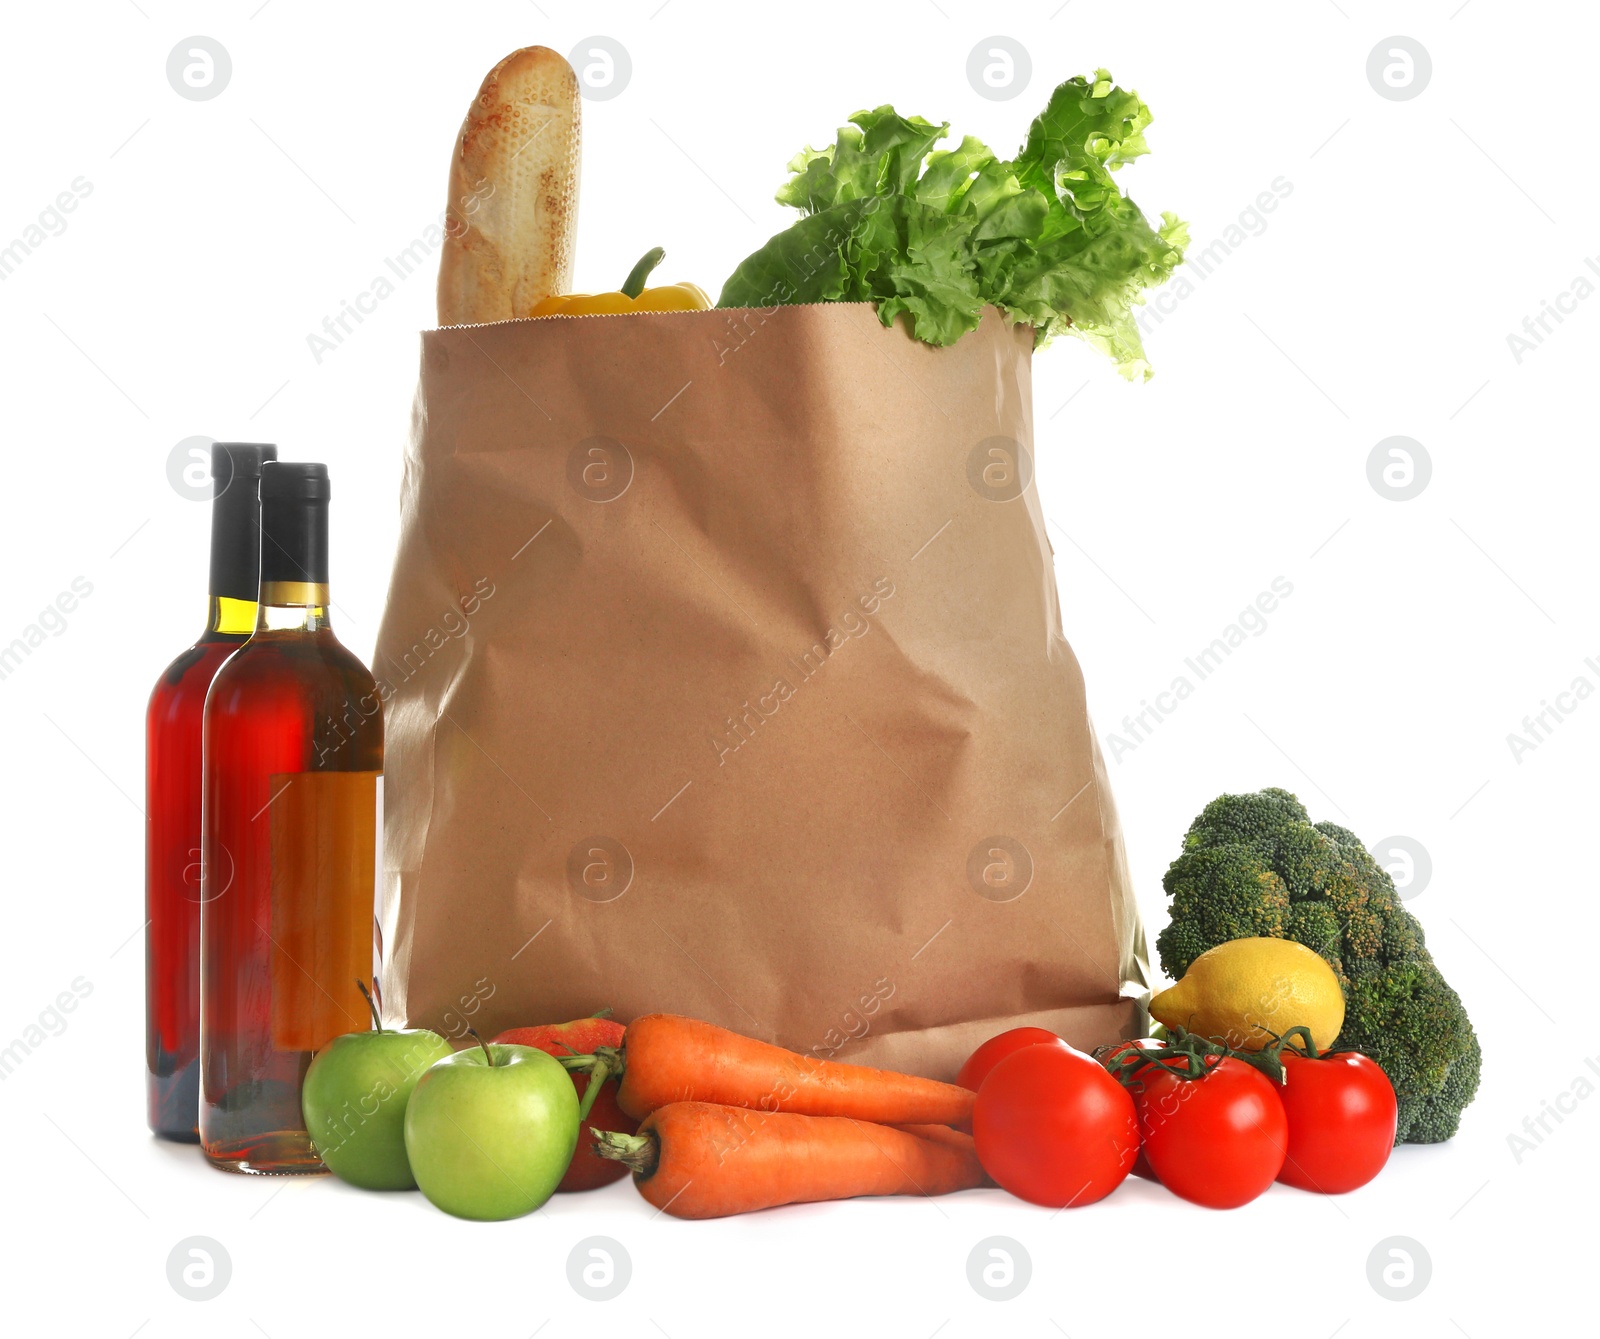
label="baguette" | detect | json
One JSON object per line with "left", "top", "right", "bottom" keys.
{"left": 437, "top": 46, "right": 581, "bottom": 326}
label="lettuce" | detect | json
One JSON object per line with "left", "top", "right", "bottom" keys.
{"left": 717, "top": 71, "right": 1188, "bottom": 379}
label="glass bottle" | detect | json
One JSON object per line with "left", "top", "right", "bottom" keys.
{"left": 146, "top": 442, "right": 276, "bottom": 1140}
{"left": 201, "top": 462, "right": 384, "bottom": 1173}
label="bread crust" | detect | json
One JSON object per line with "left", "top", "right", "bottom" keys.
{"left": 437, "top": 47, "right": 581, "bottom": 326}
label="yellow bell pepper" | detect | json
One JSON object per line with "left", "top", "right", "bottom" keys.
{"left": 529, "top": 248, "right": 711, "bottom": 317}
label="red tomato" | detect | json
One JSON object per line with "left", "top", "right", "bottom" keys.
{"left": 958, "top": 1027, "right": 1066, "bottom": 1092}
{"left": 1097, "top": 1039, "right": 1160, "bottom": 1180}
{"left": 1129, "top": 1055, "right": 1287, "bottom": 1208}
{"left": 973, "top": 1043, "right": 1140, "bottom": 1208}
{"left": 1275, "top": 1050, "right": 1397, "bottom": 1194}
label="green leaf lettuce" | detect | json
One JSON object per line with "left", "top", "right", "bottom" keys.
{"left": 717, "top": 71, "right": 1188, "bottom": 379}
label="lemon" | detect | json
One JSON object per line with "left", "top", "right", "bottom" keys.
{"left": 1149, "top": 938, "right": 1345, "bottom": 1052}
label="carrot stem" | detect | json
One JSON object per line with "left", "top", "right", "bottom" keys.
{"left": 594, "top": 1128, "right": 658, "bottom": 1176}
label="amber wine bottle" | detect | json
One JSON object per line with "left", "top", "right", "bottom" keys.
{"left": 200, "top": 462, "right": 383, "bottom": 1174}
{"left": 146, "top": 442, "right": 276, "bottom": 1141}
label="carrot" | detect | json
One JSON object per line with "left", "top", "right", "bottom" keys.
{"left": 592, "top": 1014, "right": 975, "bottom": 1126}
{"left": 594, "top": 1101, "right": 985, "bottom": 1219}
{"left": 896, "top": 1123, "right": 993, "bottom": 1183}
{"left": 897, "top": 1123, "right": 978, "bottom": 1151}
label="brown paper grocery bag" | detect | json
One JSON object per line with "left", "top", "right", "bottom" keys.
{"left": 373, "top": 302, "right": 1148, "bottom": 1079}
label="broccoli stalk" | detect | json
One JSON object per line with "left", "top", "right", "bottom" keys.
{"left": 1156, "top": 788, "right": 1481, "bottom": 1143}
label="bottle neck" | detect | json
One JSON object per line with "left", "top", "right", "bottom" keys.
{"left": 206, "top": 478, "right": 265, "bottom": 638}
{"left": 258, "top": 497, "right": 332, "bottom": 634}
{"left": 209, "top": 594, "right": 260, "bottom": 636}
{"left": 257, "top": 591, "right": 332, "bottom": 633}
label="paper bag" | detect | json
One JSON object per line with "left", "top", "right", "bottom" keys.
{"left": 374, "top": 302, "right": 1148, "bottom": 1079}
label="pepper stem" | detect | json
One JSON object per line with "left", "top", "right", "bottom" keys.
{"left": 593, "top": 1128, "right": 658, "bottom": 1177}
{"left": 620, "top": 247, "right": 665, "bottom": 298}
{"left": 356, "top": 979, "right": 383, "bottom": 1032}
{"left": 575, "top": 1055, "right": 612, "bottom": 1123}
{"left": 552, "top": 1043, "right": 626, "bottom": 1078}
{"left": 468, "top": 1027, "right": 497, "bottom": 1068}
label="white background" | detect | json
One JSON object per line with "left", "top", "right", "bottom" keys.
{"left": 1, "top": 1, "right": 1591, "bottom": 1335}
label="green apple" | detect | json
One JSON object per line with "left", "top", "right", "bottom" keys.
{"left": 403, "top": 1034, "right": 579, "bottom": 1221}
{"left": 301, "top": 983, "right": 453, "bottom": 1190}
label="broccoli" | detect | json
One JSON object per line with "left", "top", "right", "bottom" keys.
{"left": 1156, "top": 787, "right": 1481, "bottom": 1144}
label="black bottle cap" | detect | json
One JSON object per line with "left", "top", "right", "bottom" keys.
{"left": 260, "top": 461, "right": 331, "bottom": 586}
{"left": 261, "top": 461, "right": 331, "bottom": 503}
{"left": 210, "top": 442, "right": 278, "bottom": 497}
{"left": 208, "top": 443, "right": 277, "bottom": 603}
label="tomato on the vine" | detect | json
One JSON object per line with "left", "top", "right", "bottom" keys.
{"left": 1096, "top": 1039, "right": 1161, "bottom": 1180}
{"left": 973, "top": 1043, "right": 1140, "bottom": 1208}
{"left": 1123, "top": 1053, "right": 1287, "bottom": 1209}
{"left": 957, "top": 1027, "right": 1065, "bottom": 1092}
{"left": 1275, "top": 1049, "right": 1396, "bottom": 1193}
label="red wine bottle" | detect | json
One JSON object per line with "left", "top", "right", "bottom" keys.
{"left": 201, "top": 462, "right": 384, "bottom": 1174}
{"left": 145, "top": 442, "right": 276, "bottom": 1141}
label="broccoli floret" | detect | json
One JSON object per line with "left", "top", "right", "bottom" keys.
{"left": 1313, "top": 818, "right": 1366, "bottom": 853}
{"left": 1179, "top": 787, "right": 1307, "bottom": 850}
{"left": 1285, "top": 902, "right": 1344, "bottom": 968}
{"left": 1156, "top": 845, "right": 1289, "bottom": 975}
{"left": 1337, "top": 957, "right": 1481, "bottom": 1142}
{"left": 1406, "top": 1031, "right": 1482, "bottom": 1144}
{"left": 1157, "top": 788, "right": 1482, "bottom": 1144}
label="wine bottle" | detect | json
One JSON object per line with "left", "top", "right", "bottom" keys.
{"left": 200, "top": 462, "right": 384, "bottom": 1174}
{"left": 145, "top": 441, "right": 277, "bottom": 1141}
